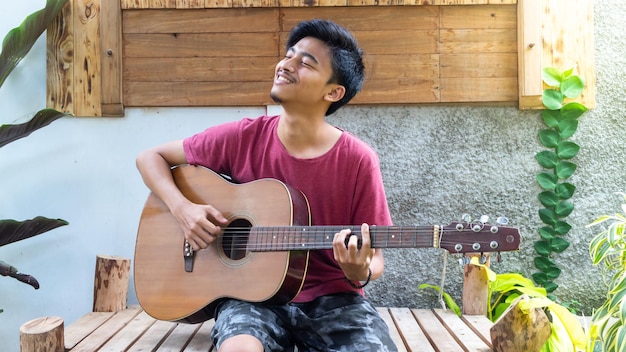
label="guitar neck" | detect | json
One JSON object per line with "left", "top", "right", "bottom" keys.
{"left": 248, "top": 226, "right": 438, "bottom": 251}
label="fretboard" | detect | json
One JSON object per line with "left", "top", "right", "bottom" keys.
{"left": 247, "top": 226, "right": 439, "bottom": 251}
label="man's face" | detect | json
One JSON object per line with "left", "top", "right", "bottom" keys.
{"left": 270, "top": 37, "right": 339, "bottom": 107}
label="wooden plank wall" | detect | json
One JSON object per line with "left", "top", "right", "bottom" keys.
{"left": 46, "top": 0, "right": 594, "bottom": 116}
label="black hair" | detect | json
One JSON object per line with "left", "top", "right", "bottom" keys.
{"left": 286, "top": 19, "right": 365, "bottom": 116}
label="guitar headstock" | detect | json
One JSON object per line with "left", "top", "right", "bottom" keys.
{"left": 438, "top": 216, "right": 521, "bottom": 254}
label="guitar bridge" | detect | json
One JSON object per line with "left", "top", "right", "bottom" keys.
{"left": 184, "top": 240, "right": 195, "bottom": 272}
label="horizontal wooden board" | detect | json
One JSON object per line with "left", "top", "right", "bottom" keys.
{"left": 441, "top": 5, "right": 517, "bottom": 29}
{"left": 355, "top": 78, "right": 440, "bottom": 104}
{"left": 123, "top": 33, "right": 279, "bottom": 57}
{"left": 121, "top": 0, "right": 516, "bottom": 7}
{"left": 440, "top": 53, "right": 517, "bottom": 78}
{"left": 439, "top": 28, "right": 517, "bottom": 54}
{"left": 281, "top": 7, "right": 439, "bottom": 31}
{"left": 124, "top": 81, "right": 274, "bottom": 106}
{"left": 440, "top": 77, "right": 517, "bottom": 102}
{"left": 366, "top": 54, "right": 440, "bottom": 80}
{"left": 124, "top": 57, "right": 276, "bottom": 81}
{"left": 123, "top": 8, "right": 279, "bottom": 33}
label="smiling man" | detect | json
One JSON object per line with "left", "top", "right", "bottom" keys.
{"left": 136, "top": 19, "right": 398, "bottom": 352}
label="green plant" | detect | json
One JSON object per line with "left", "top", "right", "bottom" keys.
{"left": 534, "top": 67, "right": 587, "bottom": 294}
{"left": 0, "top": 0, "right": 70, "bottom": 294}
{"left": 474, "top": 258, "right": 586, "bottom": 351}
{"left": 587, "top": 193, "right": 626, "bottom": 352}
{"left": 419, "top": 257, "right": 586, "bottom": 351}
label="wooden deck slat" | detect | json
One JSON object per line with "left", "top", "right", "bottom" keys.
{"left": 156, "top": 322, "right": 201, "bottom": 351}
{"left": 126, "top": 319, "right": 178, "bottom": 352}
{"left": 97, "top": 310, "right": 157, "bottom": 352}
{"left": 70, "top": 306, "right": 143, "bottom": 352}
{"left": 389, "top": 308, "right": 436, "bottom": 352}
{"left": 184, "top": 320, "right": 216, "bottom": 352}
{"left": 64, "top": 312, "right": 114, "bottom": 350}
{"left": 376, "top": 308, "right": 409, "bottom": 352}
{"left": 412, "top": 309, "right": 464, "bottom": 352}
{"left": 432, "top": 309, "right": 492, "bottom": 351}
{"left": 461, "top": 314, "right": 495, "bottom": 348}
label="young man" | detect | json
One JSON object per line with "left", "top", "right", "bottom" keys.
{"left": 136, "top": 19, "right": 398, "bottom": 352}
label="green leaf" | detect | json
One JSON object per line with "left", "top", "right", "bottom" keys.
{"left": 538, "top": 129, "right": 561, "bottom": 148}
{"left": 535, "top": 240, "right": 552, "bottom": 256}
{"left": 536, "top": 151, "right": 558, "bottom": 168}
{"left": 556, "top": 141, "right": 580, "bottom": 159}
{"left": 544, "top": 281, "right": 559, "bottom": 292}
{"left": 543, "top": 67, "right": 563, "bottom": 87}
{"left": 537, "top": 172, "right": 558, "bottom": 190}
{"left": 550, "top": 237, "right": 570, "bottom": 253}
{"left": 555, "top": 161, "right": 576, "bottom": 179}
{"left": 418, "top": 283, "right": 461, "bottom": 316}
{"left": 555, "top": 201, "right": 574, "bottom": 217}
{"left": 555, "top": 183, "right": 576, "bottom": 199}
{"left": 0, "top": 217, "right": 68, "bottom": 247}
{"left": 560, "top": 102, "right": 587, "bottom": 120}
{"left": 557, "top": 117, "right": 579, "bottom": 139}
{"left": 539, "top": 191, "right": 559, "bottom": 208}
{"left": 539, "top": 208, "right": 558, "bottom": 226}
{"left": 561, "top": 75, "right": 585, "bottom": 98}
{"left": 541, "top": 109, "right": 561, "bottom": 128}
{"left": 554, "top": 221, "right": 572, "bottom": 235}
{"left": 0, "top": 108, "right": 68, "bottom": 148}
{"left": 535, "top": 256, "right": 557, "bottom": 271}
{"left": 544, "top": 265, "right": 562, "bottom": 279}
{"left": 543, "top": 89, "right": 564, "bottom": 110}
{"left": 0, "top": 0, "right": 70, "bottom": 88}
{"left": 539, "top": 226, "right": 557, "bottom": 241}
{"left": 532, "top": 272, "right": 548, "bottom": 285}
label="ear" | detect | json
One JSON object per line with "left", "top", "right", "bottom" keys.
{"left": 324, "top": 85, "right": 346, "bottom": 103}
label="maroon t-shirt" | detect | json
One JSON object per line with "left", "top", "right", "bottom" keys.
{"left": 183, "top": 115, "right": 392, "bottom": 302}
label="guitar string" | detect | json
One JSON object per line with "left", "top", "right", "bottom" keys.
{"left": 196, "top": 226, "right": 511, "bottom": 251}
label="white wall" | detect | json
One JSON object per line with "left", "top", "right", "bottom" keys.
{"left": 0, "top": 2, "right": 268, "bottom": 349}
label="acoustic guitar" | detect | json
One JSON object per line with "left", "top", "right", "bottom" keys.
{"left": 134, "top": 164, "right": 521, "bottom": 323}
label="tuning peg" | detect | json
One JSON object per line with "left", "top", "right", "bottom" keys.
{"left": 496, "top": 252, "right": 502, "bottom": 263}
{"left": 461, "top": 214, "right": 472, "bottom": 223}
{"left": 479, "top": 215, "right": 489, "bottom": 224}
{"left": 479, "top": 254, "right": 488, "bottom": 264}
{"left": 496, "top": 217, "right": 509, "bottom": 225}
{"left": 458, "top": 256, "right": 471, "bottom": 266}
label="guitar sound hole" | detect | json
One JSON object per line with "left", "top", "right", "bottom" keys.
{"left": 222, "top": 219, "right": 251, "bottom": 260}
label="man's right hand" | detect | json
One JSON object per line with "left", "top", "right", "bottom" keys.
{"left": 172, "top": 201, "right": 228, "bottom": 251}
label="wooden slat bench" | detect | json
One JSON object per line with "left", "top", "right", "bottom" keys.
{"left": 60, "top": 305, "right": 493, "bottom": 352}
{"left": 20, "top": 255, "right": 497, "bottom": 351}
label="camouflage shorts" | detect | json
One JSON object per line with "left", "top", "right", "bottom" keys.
{"left": 210, "top": 293, "right": 398, "bottom": 352}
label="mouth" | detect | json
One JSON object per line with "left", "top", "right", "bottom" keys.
{"left": 275, "top": 71, "right": 295, "bottom": 85}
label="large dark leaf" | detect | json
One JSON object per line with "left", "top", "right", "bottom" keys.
{"left": 0, "top": 0, "right": 69, "bottom": 88}
{"left": 0, "top": 216, "right": 68, "bottom": 247}
{"left": 0, "top": 260, "right": 39, "bottom": 289}
{"left": 0, "top": 108, "right": 67, "bottom": 148}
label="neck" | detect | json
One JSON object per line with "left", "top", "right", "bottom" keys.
{"left": 277, "top": 110, "right": 341, "bottom": 159}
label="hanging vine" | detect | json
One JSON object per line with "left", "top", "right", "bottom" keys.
{"left": 533, "top": 67, "right": 587, "bottom": 295}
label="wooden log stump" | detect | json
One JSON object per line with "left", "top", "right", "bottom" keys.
{"left": 93, "top": 254, "right": 130, "bottom": 312}
{"left": 462, "top": 253, "right": 490, "bottom": 315}
{"left": 19, "top": 316, "right": 64, "bottom": 352}
{"left": 490, "top": 294, "right": 552, "bottom": 352}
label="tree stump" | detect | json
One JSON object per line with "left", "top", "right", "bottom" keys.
{"left": 19, "top": 316, "right": 64, "bottom": 352}
{"left": 462, "top": 253, "right": 490, "bottom": 315}
{"left": 490, "top": 295, "right": 552, "bottom": 352}
{"left": 93, "top": 254, "right": 130, "bottom": 312}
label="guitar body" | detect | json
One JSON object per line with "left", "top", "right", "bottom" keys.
{"left": 134, "top": 165, "right": 311, "bottom": 323}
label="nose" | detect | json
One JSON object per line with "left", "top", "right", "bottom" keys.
{"left": 278, "top": 57, "right": 295, "bottom": 72}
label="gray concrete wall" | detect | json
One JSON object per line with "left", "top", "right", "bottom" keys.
{"left": 328, "top": 0, "right": 626, "bottom": 314}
